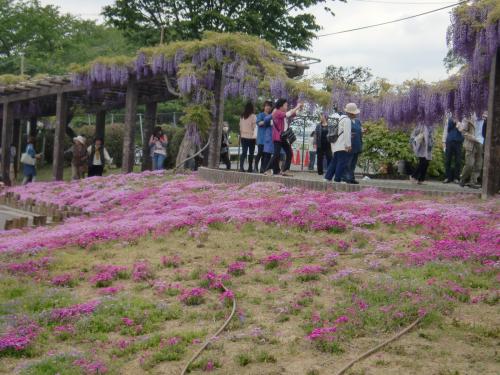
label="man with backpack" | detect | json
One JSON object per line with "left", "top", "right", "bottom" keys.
{"left": 324, "top": 103, "right": 357, "bottom": 183}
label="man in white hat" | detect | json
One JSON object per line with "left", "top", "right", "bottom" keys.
{"left": 324, "top": 103, "right": 358, "bottom": 183}
{"left": 69, "top": 135, "right": 88, "bottom": 180}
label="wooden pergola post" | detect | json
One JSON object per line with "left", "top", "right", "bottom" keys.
{"left": 29, "top": 117, "right": 37, "bottom": 137}
{"left": 12, "top": 119, "right": 21, "bottom": 181}
{"left": 207, "top": 68, "right": 225, "bottom": 169}
{"left": 142, "top": 101, "right": 157, "bottom": 171}
{"left": 53, "top": 92, "right": 68, "bottom": 181}
{"left": 1, "top": 102, "right": 13, "bottom": 185}
{"left": 122, "top": 79, "right": 138, "bottom": 173}
{"left": 95, "top": 110, "right": 106, "bottom": 140}
{"left": 482, "top": 48, "right": 500, "bottom": 198}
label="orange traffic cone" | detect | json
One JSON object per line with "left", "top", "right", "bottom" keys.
{"left": 295, "top": 149, "right": 301, "bottom": 165}
{"left": 304, "top": 150, "right": 310, "bottom": 166}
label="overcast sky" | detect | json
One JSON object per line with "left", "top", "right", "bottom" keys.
{"left": 40, "top": 0, "right": 456, "bottom": 84}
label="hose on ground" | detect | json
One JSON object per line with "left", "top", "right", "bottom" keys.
{"left": 180, "top": 283, "right": 236, "bottom": 375}
{"left": 335, "top": 315, "right": 424, "bottom": 375}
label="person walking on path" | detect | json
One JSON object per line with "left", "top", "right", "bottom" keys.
{"left": 254, "top": 101, "right": 273, "bottom": 172}
{"left": 87, "top": 138, "right": 112, "bottom": 177}
{"left": 324, "top": 103, "right": 356, "bottom": 183}
{"left": 458, "top": 117, "right": 481, "bottom": 188}
{"left": 21, "top": 136, "right": 41, "bottom": 185}
{"left": 220, "top": 122, "right": 231, "bottom": 170}
{"left": 315, "top": 113, "right": 332, "bottom": 176}
{"left": 343, "top": 117, "right": 363, "bottom": 184}
{"left": 239, "top": 102, "right": 257, "bottom": 172}
{"left": 69, "top": 136, "right": 88, "bottom": 180}
{"left": 442, "top": 114, "right": 463, "bottom": 183}
{"left": 149, "top": 127, "right": 168, "bottom": 170}
{"left": 410, "top": 124, "right": 434, "bottom": 185}
{"left": 264, "top": 99, "right": 303, "bottom": 176}
{"left": 308, "top": 131, "right": 317, "bottom": 171}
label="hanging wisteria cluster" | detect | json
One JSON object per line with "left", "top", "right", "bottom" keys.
{"left": 330, "top": 0, "right": 499, "bottom": 130}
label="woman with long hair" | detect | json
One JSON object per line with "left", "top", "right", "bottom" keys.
{"left": 314, "top": 113, "right": 332, "bottom": 175}
{"left": 239, "top": 101, "right": 257, "bottom": 172}
{"left": 21, "top": 136, "right": 40, "bottom": 185}
{"left": 149, "top": 126, "right": 168, "bottom": 170}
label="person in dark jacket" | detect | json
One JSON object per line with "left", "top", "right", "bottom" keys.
{"left": 220, "top": 122, "right": 231, "bottom": 170}
{"left": 314, "top": 113, "right": 332, "bottom": 175}
{"left": 442, "top": 116, "right": 464, "bottom": 183}
{"left": 343, "top": 118, "right": 363, "bottom": 183}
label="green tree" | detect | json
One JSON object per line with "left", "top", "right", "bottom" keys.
{"left": 103, "top": 0, "right": 345, "bottom": 51}
{"left": 0, "top": 0, "right": 136, "bottom": 75}
{"left": 323, "top": 65, "right": 389, "bottom": 95}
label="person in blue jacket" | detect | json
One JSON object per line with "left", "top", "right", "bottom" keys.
{"left": 343, "top": 118, "right": 363, "bottom": 183}
{"left": 254, "top": 100, "right": 273, "bottom": 172}
{"left": 22, "top": 136, "right": 40, "bottom": 185}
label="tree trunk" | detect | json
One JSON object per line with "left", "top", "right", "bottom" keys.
{"left": 207, "top": 68, "right": 225, "bottom": 169}
{"left": 175, "top": 131, "right": 197, "bottom": 171}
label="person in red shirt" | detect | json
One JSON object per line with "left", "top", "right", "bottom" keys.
{"left": 263, "top": 98, "right": 303, "bottom": 176}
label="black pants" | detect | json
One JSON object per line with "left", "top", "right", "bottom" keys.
{"left": 316, "top": 146, "right": 332, "bottom": 175}
{"left": 88, "top": 165, "right": 104, "bottom": 177}
{"left": 412, "top": 157, "right": 429, "bottom": 182}
{"left": 220, "top": 152, "right": 231, "bottom": 169}
{"left": 240, "top": 138, "right": 256, "bottom": 172}
{"left": 265, "top": 141, "right": 292, "bottom": 174}
{"left": 445, "top": 141, "right": 462, "bottom": 181}
{"left": 254, "top": 144, "right": 264, "bottom": 172}
{"left": 260, "top": 152, "right": 271, "bottom": 173}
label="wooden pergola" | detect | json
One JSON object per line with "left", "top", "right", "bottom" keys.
{"left": 0, "top": 58, "right": 313, "bottom": 185}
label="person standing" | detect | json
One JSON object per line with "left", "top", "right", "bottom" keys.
{"left": 21, "top": 136, "right": 40, "bottom": 185}
{"left": 324, "top": 103, "right": 356, "bottom": 183}
{"left": 70, "top": 136, "right": 88, "bottom": 180}
{"left": 442, "top": 115, "right": 463, "bottom": 183}
{"left": 9, "top": 144, "right": 17, "bottom": 182}
{"left": 254, "top": 101, "right": 273, "bottom": 172}
{"left": 474, "top": 111, "right": 487, "bottom": 185}
{"left": 264, "top": 99, "right": 303, "bottom": 176}
{"left": 308, "top": 131, "right": 317, "bottom": 171}
{"left": 343, "top": 117, "right": 363, "bottom": 184}
{"left": 410, "top": 124, "right": 434, "bottom": 185}
{"left": 149, "top": 126, "right": 168, "bottom": 170}
{"left": 220, "top": 122, "right": 231, "bottom": 170}
{"left": 239, "top": 102, "right": 257, "bottom": 172}
{"left": 315, "top": 113, "right": 332, "bottom": 176}
{"left": 87, "top": 138, "right": 112, "bottom": 177}
{"left": 459, "top": 117, "right": 481, "bottom": 188}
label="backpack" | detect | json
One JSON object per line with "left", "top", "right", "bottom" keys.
{"left": 327, "top": 115, "right": 346, "bottom": 144}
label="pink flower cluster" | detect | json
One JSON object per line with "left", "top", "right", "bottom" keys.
{"left": 90, "top": 264, "right": 128, "bottom": 287}
{"left": 227, "top": 261, "right": 246, "bottom": 276}
{"left": 179, "top": 287, "right": 207, "bottom": 305}
{"left": 51, "top": 273, "right": 74, "bottom": 287}
{"left": 219, "top": 289, "right": 235, "bottom": 304}
{"left": 73, "top": 358, "right": 108, "bottom": 374}
{"left": 261, "top": 251, "right": 292, "bottom": 269}
{"left": 0, "top": 320, "right": 40, "bottom": 352}
{"left": 5, "top": 257, "right": 52, "bottom": 275}
{"left": 204, "top": 271, "right": 231, "bottom": 290}
{"left": 161, "top": 255, "right": 182, "bottom": 268}
{"left": 132, "top": 260, "right": 153, "bottom": 281}
{"left": 50, "top": 300, "right": 101, "bottom": 322}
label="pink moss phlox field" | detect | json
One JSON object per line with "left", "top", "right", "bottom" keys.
{"left": 50, "top": 300, "right": 101, "bottom": 322}
{"left": 0, "top": 319, "right": 40, "bottom": 352}
{"left": 0, "top": 174, "right": 498, "bottom": 265}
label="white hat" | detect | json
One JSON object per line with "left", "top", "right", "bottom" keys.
{"left": 73, "top": 135, "right": 86, "bottom": 144}
{"left": 344, "top": 103, "right": 360, "bottom": 115}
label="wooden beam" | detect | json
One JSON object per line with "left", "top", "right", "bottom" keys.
{"left": 52, "top": 92, "right": 68, "bottom": 181}
{"left": 0, "top": 83, "right": 86, "bottom": 104}
{"left": 1, "top": 102, "right": 13, "bottom": 185}
{"left": 95, "top": 110, "right": 106, "bottom": 140}
{"left": 207, "top": 68, "right": 225, "bottom": 169}
{"left": 122, "top": 80, "right": 138, "bottom": 173}
{"left": 482, "top": 47, "right": 500, "bottom": 198}
{"left": 142, "top": 101, "right": 157, "bottom": 171}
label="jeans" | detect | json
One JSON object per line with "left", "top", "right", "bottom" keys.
{"left": 412, "top": 157, "right": 430, "bottom": 182}
{"left": 308, "top": 151, "right": 316, "bottom": 170}
{"left": 316, "top": 146, "right": 332, "bottom": 175}
{"left": 325, "top": 151, "right": 349, "bottom": 182}
{"left": 460, "top": 143, "right": 483, "bottom": 185}
{"left": 153, "top": 153, "right": 166, "bottom": 170}
{"left": 240, "top": 138, "right": 256, "bottom": 172}
{"left": 254, "top": 144, "right": 264, "bottom": 171}
{"left": 343, "top": 152, "right": 359, "bottom": 182}
{"left": 220, "top": 152, "right": 231, "bottom": 169}
{"left": 445, "top": 141, "right": 462, "bottom": 181}
{"left": 265, "top": 141, "right": 292, "bottom": 174}
{"left": 88, "top": 165, "right": 104, "bottom": 177}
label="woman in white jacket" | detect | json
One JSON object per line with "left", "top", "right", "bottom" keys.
{"left": 324, "top": 103, "right": 356, "bottom": 183}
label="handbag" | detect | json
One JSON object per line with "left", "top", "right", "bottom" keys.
{"left": 281, "top": 127, "right": 297, "bottom": 144}
{"left": 21, "top": 152, "right": 36, "bottom": 166}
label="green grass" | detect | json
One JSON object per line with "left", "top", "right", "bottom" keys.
{"left": 20, "top": 355, "right": 84, "bottom": 375}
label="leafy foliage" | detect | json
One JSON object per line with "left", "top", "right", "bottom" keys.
{"left": 180, "top": 105, "right": 212, "bottom": 135}
{"left": 103, "top": 0, "right": 346, "bottom": 51}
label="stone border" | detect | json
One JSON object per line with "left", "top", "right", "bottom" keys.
{"left": 0, "top": 192, "right": 84, "bottom": 230}
{"left": 198, "top": 168, "right": 482, "bottom": 198}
